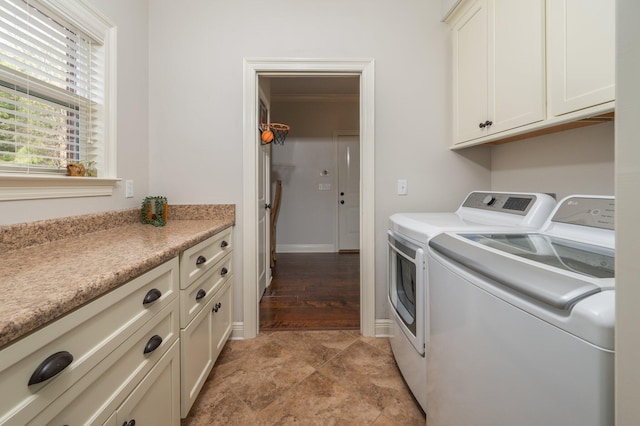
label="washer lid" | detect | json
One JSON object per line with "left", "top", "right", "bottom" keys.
{"left": 429, "top": 233, "right": 614, "bottom": 310}
{"left": 462, "top": 233, "right": 614, "bottom": 279}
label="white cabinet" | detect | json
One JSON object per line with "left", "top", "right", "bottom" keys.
{"left": 448, "top": 0, "right": 615, "bottom": 148}
{"left": 451, "top": 0, "right": 545, "bottom": 144}
{"left": 547, "top": 0, "right": 615, "bottom": 116}
{"left": 0, "top": 227, "right": 235, "bottom": 425}
{"left": 115, "top": 341, "right": 180, "bottom": 426}
{"left": 179, "top": 230, "right": 234, "bottom": 418}
{"left": 0, "top": 258, "right": 180, "bottom": 425}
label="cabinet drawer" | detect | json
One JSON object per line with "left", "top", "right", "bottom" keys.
{"left": 115, "top": 339, "right": 180, "bottom": 426}
{"left": 32, "top": 299, "right": 179, "bottom": 425}
{"left": 180, "top": 228, "right": 232, "bottom": 289}
{"left": 0, "top": 257, "right": 179, "bottom": 425}
{"left": 180, "top": 253, "right": 232, "bottom": 327}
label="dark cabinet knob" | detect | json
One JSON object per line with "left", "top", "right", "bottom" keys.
{"left": 122, "top": 420, "right": 136, "bottom": 426}
{"left": 28, "top": 351, "right": 74, "bottom": 386}
{"left": 265, "top": 203, "right": 272, "bottom": 209}
{"left": 196, "top": 289, "right": 206, "bottom": 300}
{"left": 221, "top": 267, "right": 228, "bottom": 277}
{"left": 340, "top": 200, "right": 345, "bottom": 204}
{"left": 142, "top": 288, "right": 162, "bottom": 306}
{"left": 340, "top": 192, "right": 345, "bottom": 196}
{"left": 212, "top": 302, "right": 222, "bottom": 313}
{"left": 196, "top": 255, "right": 206, "bottom": 266}
{"left": 479, "top": 120, "right": 493, "bottom": 129}
{"left": 220, "top": 240, "right": 229, "bottom": 248}
{"left": 479, "top": 121, "right": 486, "bottom": 128}
{"left": 143, "top": 335, "right": 163, "bottom": 354}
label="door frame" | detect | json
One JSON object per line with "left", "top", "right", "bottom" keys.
{"left": 242, "top": 58, "right": 375, "bottom": 338}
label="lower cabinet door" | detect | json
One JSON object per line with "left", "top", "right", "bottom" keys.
{"left": 180, "top": 295, "right": 215, "bottom": 418}
{"left": 211, "top": 279, "right": 233, "bottom": 360}
{"left": 117, "top": 341, "right": 180, "bottom": 426}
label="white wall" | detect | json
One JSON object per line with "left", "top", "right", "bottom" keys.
{"left": 270, "top": 100, "right": 359, "bottom": 252}
{"left": 0, "top": 0, "right": 149, "bottom": 226}
{"left": 491, "top": 122, "right": 615, "bottom": 200}
{"left": 147, "top": 0, "right": 492, "bottom": 325}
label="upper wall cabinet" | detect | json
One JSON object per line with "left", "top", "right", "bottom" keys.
{"left": 446, "top": 0, "right": 615, "bottom": 148}
{"left": 547, "top": 0, "right": 615, "bottom": 117}
{"left": 450, "top": 0, "right": 545, "bottom": 144}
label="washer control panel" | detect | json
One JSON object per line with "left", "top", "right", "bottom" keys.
{"left": 462, "top": 192, "right": 537, "bottom": 216}
{"left": 552, "top": 196, "right": 615, "bottom": 230}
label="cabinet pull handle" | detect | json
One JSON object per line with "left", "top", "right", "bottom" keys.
{"left": 479, "top": 121, "right": 486, "bottom": 128}
{"left": 212, "top": 302, "right": 222, "bottom": 313}
{"left": 485, "top": 120, "right": 493, "bottom": 127}
{"left": 196, "top": 289, "right": 207, "bottom": 300}
{"left": 196, "top": 255, "right": 206, "bottom": 266}
{"left": 142, "top": 288, "right": 162, "bottom": 305}
{"left": 122, "top": 420, "right": 136, "bottom": 426}
{"left": 28, "top": 351, "right": 74, "bottom": 386}
{"left": 220, "top": 240, "right": 229, "bottom": 248}
{"left": 143, "top": 335, "right": 163, "bottom": 354}
{"left": 220, "top": 267, "right": 228, "bottom": 277}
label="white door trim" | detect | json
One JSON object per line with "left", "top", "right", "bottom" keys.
{"left": 242, "top": 58, "right": 375, "bottom": 338}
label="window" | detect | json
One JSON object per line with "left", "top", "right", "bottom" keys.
{"left": 0, "top": 0, "right": 117, "bottom": 200}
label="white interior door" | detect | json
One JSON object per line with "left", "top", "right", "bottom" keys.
{"left": 337, "top": 132, "right": 360, "bottom": 251}
{"left": 257, "top": 140, "right": 271, "bottom": 300}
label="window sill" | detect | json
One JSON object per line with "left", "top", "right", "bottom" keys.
{"left": 0, "top": 174, "right": 121, "bottom": 201}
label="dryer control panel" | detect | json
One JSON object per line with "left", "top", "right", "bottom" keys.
{"left": 462, "top": 192, "right": 539, "bottom": 216}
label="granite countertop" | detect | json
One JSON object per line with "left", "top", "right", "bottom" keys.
{"left": 0, "top": 205, "right": 235, "bottom": 349}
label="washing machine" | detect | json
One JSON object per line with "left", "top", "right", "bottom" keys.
{"left": 427, "top": 195, "right": 615, "bottom": 425}
{"left": 387, "top": 191, "right": 556, "bottom": 411}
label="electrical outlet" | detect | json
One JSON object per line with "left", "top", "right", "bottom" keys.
{"left": 125, "top": 180, "right": 134, "bottom": 198}
{"left": 397, "top": 179, "right": 408, "bottom": 195}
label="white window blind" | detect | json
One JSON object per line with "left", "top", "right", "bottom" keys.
{"left": 0, "top": 0, "right": 103, "bottom": 176}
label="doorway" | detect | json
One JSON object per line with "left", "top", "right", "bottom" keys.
{"left": 242, "top": 58, "right": 375, "bottom": 339}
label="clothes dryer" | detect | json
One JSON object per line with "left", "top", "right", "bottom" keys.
{"left": 387, "top": 191, "right": 556, "bottom": 411}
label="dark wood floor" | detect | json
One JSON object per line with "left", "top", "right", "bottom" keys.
{"left": 259, "top": 252, "right": 360, "bottom": 331}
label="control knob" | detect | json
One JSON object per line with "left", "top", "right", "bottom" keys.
{"left": 483, "top": 195, "right": 496, "bottom": 206}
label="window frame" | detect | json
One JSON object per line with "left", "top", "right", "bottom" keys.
{"left": 0, "top": 0, "right": 119, "bottom": 200}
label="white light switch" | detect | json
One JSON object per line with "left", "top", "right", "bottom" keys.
{"left": 125, "top": 180, "right": 134, "bottom": 198}
{"left": 397, "top": 179, "right": 408, "bottom": 195}
{"left": 319, "top": 183, "right": 331, "bottom": 191}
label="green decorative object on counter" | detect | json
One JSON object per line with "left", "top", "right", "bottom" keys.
{"left": 141, "top": 196, "right": 168, "bottom": 227}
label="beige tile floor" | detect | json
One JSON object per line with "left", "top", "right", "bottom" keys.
{"left": 181, "top": 330, "right": 426, "bottom": 425}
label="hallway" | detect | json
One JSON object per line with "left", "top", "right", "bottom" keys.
{"left": 260, "top": 253, "right": 360, "bottom": 330}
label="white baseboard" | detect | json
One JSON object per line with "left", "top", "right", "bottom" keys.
{"left": 375, "top": 319, "right": 393, "bottom": 338}
{"left": 276, "top": 244, "right": 335, "bottom": 253}
{"left": 230, "top": 322, "right": 244, "bottom": 340}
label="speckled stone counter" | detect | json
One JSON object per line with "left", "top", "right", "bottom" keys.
{"left": 0, "top": 205, "right": 235, "bottom": 349}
